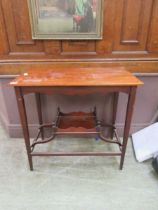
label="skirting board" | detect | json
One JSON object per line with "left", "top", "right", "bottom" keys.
{"left": 0, "top": 116, "right": 150, "bottom": 138}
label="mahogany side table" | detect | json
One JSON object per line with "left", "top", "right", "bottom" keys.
{"left": 10, "top": 67, "right": 143, "bottom": 170}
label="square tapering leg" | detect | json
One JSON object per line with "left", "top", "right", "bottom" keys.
{"left": 15, "top": 87, "right": 33, "bottom": 171}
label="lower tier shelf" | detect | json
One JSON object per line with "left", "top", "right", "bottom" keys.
{"left": 30, "top": 108, "right": 123, "bottom": 152}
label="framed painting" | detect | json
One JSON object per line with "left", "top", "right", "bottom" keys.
{"left": 27, "top": 0, "right": 103, "bottom": 39}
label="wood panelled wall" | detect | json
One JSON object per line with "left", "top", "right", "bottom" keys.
{"left": 0, "top": 0, "right": 158, "bottom": 74}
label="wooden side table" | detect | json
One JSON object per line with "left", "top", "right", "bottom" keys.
{"left": 10, "top": 67, "right": 143, "bottom": 170}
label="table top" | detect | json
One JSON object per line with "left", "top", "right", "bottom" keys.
{"left": 10, "top": 67, "right": 143, "bottom": 87}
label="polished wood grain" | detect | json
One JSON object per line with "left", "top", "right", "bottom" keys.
{"left": 1, "top": 61, "right": 158, "bottom": 76}
{"left": 113, "top": 0, "right": 153, "bottom": 51}
{"left": 147, "top": 0, "right": 158, "bottom": 53}
{"left": 0, "top": 0, "right": 158, "bottom": 74}
{"left": 10, "top": 67, "right": 143, "bottom": 87}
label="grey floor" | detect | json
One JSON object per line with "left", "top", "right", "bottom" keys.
{"left": 0, "top": 124, "right": 158, "bottom": 210}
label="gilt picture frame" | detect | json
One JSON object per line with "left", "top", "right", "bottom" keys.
{"left": 27, "top": 0, "right": 103, "bottom": 40}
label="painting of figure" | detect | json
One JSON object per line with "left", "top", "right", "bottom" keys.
{"left": 28, "top": 0, "right": 102, "bottom": 39}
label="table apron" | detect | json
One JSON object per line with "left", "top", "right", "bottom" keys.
{"left": 20, "top": 86, "right": 131, "bottom": 95}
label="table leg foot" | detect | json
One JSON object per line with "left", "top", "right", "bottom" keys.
{"left": 28, "top": 157, "right": 33, "bottom": 171}
{"left": 119, "top": 154, "right": 124, "bottom": 170}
